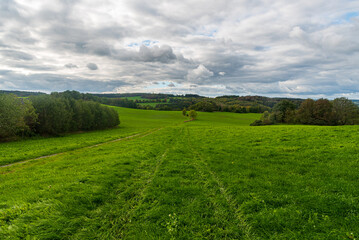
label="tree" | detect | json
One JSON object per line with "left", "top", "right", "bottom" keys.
{"left": 313, "top": 98, "right": 334, "bottom": 125}
{"left": 296, "top": 99, "right": 316, "bottom": 124}
{"left": 188, "top": 110, "right": 197, "bottom": 120}
{"left": 332, "top": 97, "right": 359, "bottom": 125}
{"left": 20, "top": 98, "right": 38, "bottom": 136}
{"left": 0, "top": 95, "right": 26, "bottom": 138}
{"left": 30, "top": 95, "right": 73, "bottom": 135}
{"left": 272, "top": 100, "right": 296, "bottom": 123}
{"left": 189, "top": 101, "right": 218, "bottom": 112}
{"left": 182, "top": 108, "right": 187, "bottom": 116}
{"left": 260, "top": 111, "right": 272, "bottom": 125}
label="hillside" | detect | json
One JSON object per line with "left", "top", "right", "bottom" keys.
{"left": 1, "top": 108, "right": 359, "bottom": 239}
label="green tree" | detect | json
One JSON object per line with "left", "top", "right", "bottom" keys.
{"left": 332, "top": 97, "right": 359, "bottom": 125}
{"left": 30, "top": 95, "right": 73, "bottom": 135}
{"left": 272, "top": 100, "right": 296, "bottom": 123}
{"left": 0, "top": 94, "right": 24, "bottom": 138}
{"left": 313, "top": 98, "right": 334, "bottom": 125}
{"left": 296, "top": 99, "right": 315, "bottom": 124}
{"left": 188, "top": 110, "right": 198, "bottom": 120}
{"left": 260, "top": 111, "right": 272, "bottom": 125}
{"left": 0, "top": 95, "right": 37, "bottom": 139}
{"left": 182, "top": 108, "right": 187, "bottom": 116}
{"left": 20, "top": 98, "right": 38, "bottom": 136}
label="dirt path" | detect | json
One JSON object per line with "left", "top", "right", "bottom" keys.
{"left": 0, "top": 128, "right": 163, "bottom": 169}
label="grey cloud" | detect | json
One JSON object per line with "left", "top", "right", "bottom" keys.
{"left": 85, "top": 41, "right": 112, "bottom": 56}
{"left": 65, "top": 63, "right": 78, "bottom": 68}
{"left": 0, "top": 0, "right": 22, "bottom": 22}
{"left": 113, "top": 45, "right": 179, "bottom": 63}
{"left": 0, "top": 71, "right": 129, "bottom": 92}
{"left": 138, "top": 45, "right": 177, "bottom": 63}
{"left": 0, "top": 50, "right": 34, "bottom": 61}
{"left": 87, "top": 63, "right": 98, "bottom": 70}
{"left": 168, "top": 82, "right": 175, "bottom": 87}
{"left": 13, "top": 63, "right": 56, "bottom": 71}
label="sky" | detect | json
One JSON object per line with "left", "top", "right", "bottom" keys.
{"left": 0, "top": 0, "right": 359, "bottom": 98}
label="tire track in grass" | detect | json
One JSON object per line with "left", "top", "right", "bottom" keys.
{"left": 121, "top": 128, "right": 247, "bottom": 239}
{"left": 0, "top": 128, "right": 163, "bottom": 170}
{"left": 185, "top": 127, "right": 258, "bottom": 240}
{"left": 114, "top": 148, "right": 171, "bottom": 238}
{"left": 94, "top": 129, "right": 177, "bottom": 239}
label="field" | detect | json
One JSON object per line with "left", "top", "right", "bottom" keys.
{"left": 1, "top": 108, "right": 359, "bottom": 239}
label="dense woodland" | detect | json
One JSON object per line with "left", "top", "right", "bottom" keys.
{"left": 3, "top": 91, "right": 301, "bottom": 113}
{"left": 0, "top": 92, "right": 119, "bottom": 140}
{"left": 91, "top": 93, "right": 304, "bottom": 113}
{"left": 252, "top": 98, "right": 359, "bottom": 126}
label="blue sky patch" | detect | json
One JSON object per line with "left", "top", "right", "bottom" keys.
{"left": 344, "top": 12, "right": 359, "bottom": 21}
{"left": 332, "top": 11, "right": 359, "bottom": 25}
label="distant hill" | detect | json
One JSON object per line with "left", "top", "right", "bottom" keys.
{"left": 0, "top": 90, "right": 46, "bottom": 97}
{"left": 3, "top": 90, "right": 359, "bottom": 113}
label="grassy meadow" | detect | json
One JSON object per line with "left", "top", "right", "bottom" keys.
{"left": 1, "top": 107, "right": 359, "bottom": 239}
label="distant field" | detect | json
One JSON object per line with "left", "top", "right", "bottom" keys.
{"left": 137, "top": 102, "right": 166, "bottom": 107}
{"left": 119, "top": 96, "right": 167, "bottom": 107}
{"left": 1, "top": 108, "right": 359, "bottom": 239}
{"left": 120, "top": 96, "right": 144, "bottom": 100}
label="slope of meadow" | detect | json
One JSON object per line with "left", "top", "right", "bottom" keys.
{"left": 1, "top": 108, "right": 359, "bottom": 239}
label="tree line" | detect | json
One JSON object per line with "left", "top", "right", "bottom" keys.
{"left": 251, "top": 98, "right": 359, "bottom": 126}
{"left": 0, "top": 93, "right": 119, "bottom": 140}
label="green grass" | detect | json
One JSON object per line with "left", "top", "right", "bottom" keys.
{"left": 1, "top": 108, "right": 359, "bottom": 239}
{"left": 120, "top": 96, "right": 145, "bottom": 100}
{"left": 137, "top": 102, "right": 166, "bottom": 107}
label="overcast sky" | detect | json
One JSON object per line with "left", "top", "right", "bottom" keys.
{"left": 1, "top": 0, "right": 359, "bottom": 98}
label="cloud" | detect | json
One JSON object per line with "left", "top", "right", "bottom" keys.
{"left": 112, "top": 44, "right": 181, "bottom": 63}
{"left": 0, "top": 70, "right": 129, "bottom": 92}
{"left": 187, "top": 65, "right": 214, "bottom": 83}
{"left": 168, "top": 82, "right": 175, "bottom": 87}
{"left": 0, "top": 0, "right": 359, "bottom": 97}
{"left": 0, "top": 50, "right": 34, "bottom": 61}
{"left": 138, "top": 45, "right": 177, "bottom": 63}
{"left": 65, "top": 63, "right": 78, "bottom": 68}
{"left": 86, "top": 63, "right": 98, "bottom": 70}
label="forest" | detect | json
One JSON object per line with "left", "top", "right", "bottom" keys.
{"left": 0, "top": 92, "right": 119, "bottom": 140}
{"left": 252, "top": 98, "right": 359, "bottom": 126}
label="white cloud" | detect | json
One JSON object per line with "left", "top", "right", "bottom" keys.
{"left": 187, "top": 64, "right": 214, "bottom": 83}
